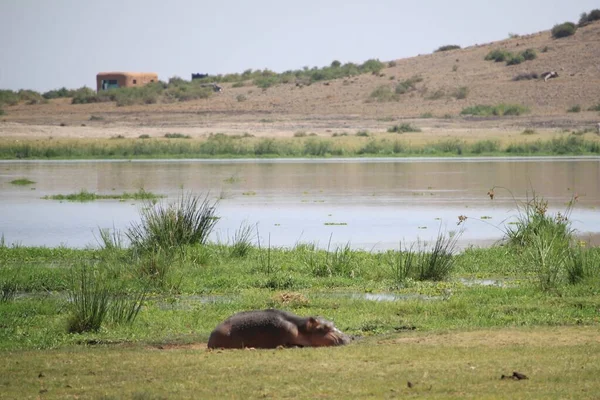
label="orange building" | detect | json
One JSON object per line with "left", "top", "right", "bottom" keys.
{"left": 96, "top": 72, "right": 158, "bottom": 92}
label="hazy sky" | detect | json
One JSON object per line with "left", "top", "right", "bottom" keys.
{"left": 0, "top": 0, "right": 596, "bottom": 91}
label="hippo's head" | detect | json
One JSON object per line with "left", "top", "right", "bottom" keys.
{"left": 300, "top": 317, "right": 351, "bottom": 347}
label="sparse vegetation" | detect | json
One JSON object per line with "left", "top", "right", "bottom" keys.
{"left": 587, "top": 103, "right": 600, "bottom": 112}
{"left": 567, "top": 105, "right": 582, "bottom": 113}
{"left": 387, "top": 123, "right": 421, "bottom": 133}
{"left": 395, "top": 75, "right": 423, "bottom": 95}
{"left": 426, "top": 89, "right": 445, "bottom": 100}
{"left": 551, "top": 22, "right": 577, "bottom": 38}
{"left": 451, "top": 86, "right": 469, "bottom": 99}
{"left": 42, "top": 189, "right": 164, "bottom": 202}
{"left": 369, "top": 85, "right": 396, "bottom": 102}
{"left": 485, "top": 49, "right": 513, "bottom": 62}
{"left": 460, "top": 104, "right": 529, "bottom": 116}
{"left": 513, "top": 72, "right": 539, "bottom": 81}
{"left": 10, "top": 178, "right": 35, "bottom": 185}
{"left": 521, "top": 129, "right": 537, "bottom": 135}
{"left": 434, "top": 45, "right": 461, "bottom": 52}
{"left": 164, "top": 133, "right": 191, "bottom": 139}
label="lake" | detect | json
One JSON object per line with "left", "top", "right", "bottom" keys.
{"left": 1, "top": 157, "right": 599, "bottom": 250}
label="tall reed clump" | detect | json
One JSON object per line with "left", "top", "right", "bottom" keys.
{"left": 502, "top": 192, "right": 597, "bottom": 290}
{"left": 386, "top": 230, "right": 460, "bottom": 284}
{"left": 67, "top": 265, "right": 147, "bottom": 333}
{"left": 67, "top": 266, "right": 111, "bottom": 333}
{"left": 0, "top": 270, "right": 19, "bottom": 303}
{"left": 126, "top": 193, "right": 219, "bottom": 253}
{"left": 229, "top": 222, "right": 255, "bottom": 258}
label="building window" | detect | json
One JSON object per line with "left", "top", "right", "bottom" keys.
{"left": 133, "top": 79, "right": 137, "bottom": 84}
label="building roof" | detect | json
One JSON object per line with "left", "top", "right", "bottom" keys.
{"left": 96, "top": 72, "right": 158, "bottom": 77}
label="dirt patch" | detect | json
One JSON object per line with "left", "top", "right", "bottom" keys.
{"left": 380, "top": 326, "right": 600, "bottom": 347}
{"left": 148, "top": 342, "right": 208, "bottom": 351}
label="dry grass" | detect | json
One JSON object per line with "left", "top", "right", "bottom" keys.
{"left": 2, "top": 326, "right": 598, "bottom": 399}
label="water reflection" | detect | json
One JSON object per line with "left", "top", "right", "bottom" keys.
{"left": 1, "top": 157, "right": 599, "bottom": 249}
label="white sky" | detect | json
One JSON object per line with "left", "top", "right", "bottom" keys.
{"left": 0, "top": 0, "right": 596, "bottom": 92}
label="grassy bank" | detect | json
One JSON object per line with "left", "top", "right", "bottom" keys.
{"left": 1, "top": 193, "right": 599, "bottom": 351}
{"left": 1, "top": 193, "right": 599, "bottom": 397}
{"left": 2, "top": 326, "right": 599, "bottom": 399}
{"left": 1, "top": 134, "right": 600, "bottom": 159}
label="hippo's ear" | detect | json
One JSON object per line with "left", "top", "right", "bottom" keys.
{"left": 306, "top": 317, "right": 319, "bottom": 331}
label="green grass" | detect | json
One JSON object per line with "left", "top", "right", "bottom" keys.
{"left": 1, "top": 327, "right": 599, "bottom": 398}
{"left": 42, "top": 189, "right": 164, "bottom": 202}
{"left": 1, "top": 134, "right": 599, "bottom": 160}
{"left": 9, "top": 178, "right": 35, "bottom": 185}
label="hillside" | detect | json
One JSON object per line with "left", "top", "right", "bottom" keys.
{"left": 1, "top": 21, "right": 600, "bottom": 140}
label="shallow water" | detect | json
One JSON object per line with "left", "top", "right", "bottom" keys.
{"left": 1, "top": 157, "right": 599, "bottom": 250}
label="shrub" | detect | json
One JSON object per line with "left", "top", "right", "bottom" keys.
{"left": 567, "top": 105, "right": 581, "bottom": 113}
{"left": 388, "top": 61, "right": 397, "bottom": 67}
{"left": 369, "top": 85, "right": 396, "bottom": 102}
{"left": 521, "top": 129, "right": 537, "bottom": 135}
{"left": 395, "top": 75, "right": 423, "bottom": 94}
{"left": 521, "top": 48, "right": 537, "bottom": 61}
{"left": 293, "top": 131, "right": 307, "bottom": 138}
{"left": 138, "top": 134, "right": 151, "bottom": 139}
{"left": 587, "top": 103, "right": 600, "bottom": 111}
{"left": 485, "top": 49, "right": 513, "bottom": 62}
{"left": 388, "top": 123, "right": 421, "bottom": 133}
{"left": 513, "top": 72, "right": 539, "bottom": 81}
{"left": 164, "top": 133, "right": 191, "bottom": 139}
{"left": 355, "top": 130, "right": 369, "bottom": 137}
{"left": 452, "top": 86, "right": 469, "bottom": 99}
{"left": 330, "top": 60, "right": 341, "bottom": 68}
{"left": 43, "top": 87, "right": 76, "bottom": 99}
{"left": 126, "top": 193, "right": 219, "bottom": 253}
{"left": 579, "top": 9, "right": 600, "bottom": 26}
{"left": 71, "top": 87, "right": 103, "bottom": 104}
{"left": 360, "top": 59, "right": 385, "bottom": 74}
{"left": 434, "top": 45, "right": 461, "bottom": 52}
{"left": 506, "top": 54, "right": 524, "bottom": 65}
{"left": 551, "top": 22, "right": 577, "bottom": 38}
{"left": 426, "top": 89, "right": 445, "bottom": 100}
{"left": 236, "top": 94, "right": 247, "bottom": 102}
{"left": 0, "top": 90, "right": 20, "bottom": 106}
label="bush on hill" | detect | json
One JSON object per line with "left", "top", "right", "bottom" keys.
{"left": 579, "top": 9, "right": 600, "bottom": 26}
{"left": 434, "top": 45, "right": 461, "bottom": 52}
{"left": 551, "top": 22, "right": 577, "bottom": 38}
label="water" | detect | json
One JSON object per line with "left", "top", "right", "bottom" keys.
{"left": 1, "top": 157, "right": 599, "bottom": 250}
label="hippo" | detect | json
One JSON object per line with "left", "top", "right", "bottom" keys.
{"left": 207, "top": 309, "right": 350, "bottom": 349}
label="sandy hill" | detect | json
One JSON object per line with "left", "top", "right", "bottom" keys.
{"left": 2, "top": 21, "right": 600, "bottom": 139}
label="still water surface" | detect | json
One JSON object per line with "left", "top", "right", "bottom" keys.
{"left": 1, "top": 157, "right": 599, "bottom": 250}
